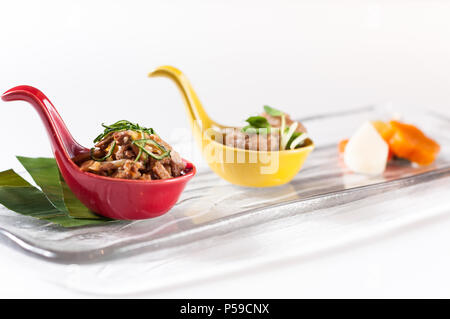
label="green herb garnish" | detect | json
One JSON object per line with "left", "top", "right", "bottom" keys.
{"left": 132, "top": 138, "right": 171, "bottom": 160}
{"left": 91, "top": 120, "right": 170, "bottom": 162}
{"left": 245, "top": 116, "right": 271, "bottom": 128}
{"left": 240, "top": 106, "right": 309, "bottom": 150}
{"left": 241, "top": 116, "right": 271, "bottom": 134}
{"left": 93, "top": 120, "right": 154, "bottom": 143}
{"left": 264, "top": 105, "right": 284, "bottom": 117}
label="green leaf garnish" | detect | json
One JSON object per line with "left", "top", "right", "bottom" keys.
{"left": 245, "top": 116, "right": 271, "bottom": 128}
{"left": 242, "top": 116, "right": 271, "bottom": 133}
{"left": 0, "top": 166, "right": 111, "bottom": 227}
{"left": 0, "top": 169, "right": 67, "bottom": 221}
{"left": 241, "top": 125, "right": 253, "bottom": 133}
{"left": 59, "top": 172, "right": 108, "bottom": 220}
{"left": 17, "top": 156, "right": 67, "bottom": 212}
{"left": 17, "top": 156, "right": 111, "bottom": 221}
{"left": 264, "top": 105, "right": 284, "bottom": 117}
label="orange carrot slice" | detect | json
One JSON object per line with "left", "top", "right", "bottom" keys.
{"left": 338, "top": 139, "right": 348, "bottom": 154}
{"left": 372, "top": 121, "right": 395, "bottom": 141}
{"left": 387, "top": 120, "right": 440, "bottom": 165}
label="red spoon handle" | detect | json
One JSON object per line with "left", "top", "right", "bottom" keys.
{"left": 1, "top": 85, "right": 86, "bottom": 157}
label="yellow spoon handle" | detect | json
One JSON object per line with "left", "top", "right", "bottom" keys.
{"left": 148, "top": 66, "right": 215, "bottom": 131}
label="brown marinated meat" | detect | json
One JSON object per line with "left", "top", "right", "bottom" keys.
{"left": 77, "top": 128, "right": 186, "bottom": 180}
{"left": 223, "top": 111, "right": 306, "bottom": 151}
{"left": 224, "top": 128, "right": 280, "bottom": 151}
{"left": 261, "top": 112, "right": 307, "bottom": 133}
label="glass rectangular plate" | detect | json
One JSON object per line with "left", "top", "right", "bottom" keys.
{"left": 1, "top": 105, "right": 450, "bottom": 264}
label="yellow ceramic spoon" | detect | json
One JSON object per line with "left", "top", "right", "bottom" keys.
{"left": 148, "top": 66, "right": 314, "bottom": 187}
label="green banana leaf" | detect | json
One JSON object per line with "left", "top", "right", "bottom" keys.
{"left": 16, "top": 156, "right": 66, "bottom": 212}
{"left": 59, "top": 172, "right": 108, "bottom": 220}
{"left": 0, "top": 169, "right": 106, "bottom": 227}
{"left": 17, "top": 156, "right": 110, "bottom": 221}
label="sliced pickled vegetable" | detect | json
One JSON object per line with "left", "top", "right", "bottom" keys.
{"left": 344, "top": 122, "right": 389, "bottom": 175}
{"left": 339, "top": 135, "right": 393, "bottom": 160}
{"left": 289, "top": 132, "right": 309, "bottom": 150}
{"left": 282, "top": 122, "right": 298, "bottom": 150}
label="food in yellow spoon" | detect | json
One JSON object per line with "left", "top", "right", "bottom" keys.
{"left": 148, "top": 66, "right": 314, "bottom": 187}
{"left": 222, "top": 105, "right": 311, "bottom": 152}
{"left": 339, "top": 120, "right": 440, "bottom": 174}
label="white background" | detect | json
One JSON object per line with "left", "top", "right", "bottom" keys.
{"left": 1, "top": 0, "right": 450, "bottom": 298}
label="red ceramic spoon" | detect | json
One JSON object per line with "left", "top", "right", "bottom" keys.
{"left": 1, "top": 85, "right": 196, "bottom": 220}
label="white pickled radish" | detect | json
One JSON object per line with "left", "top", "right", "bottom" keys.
{"left": 344, "top": 121, "right": 389, "bottom": 175}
